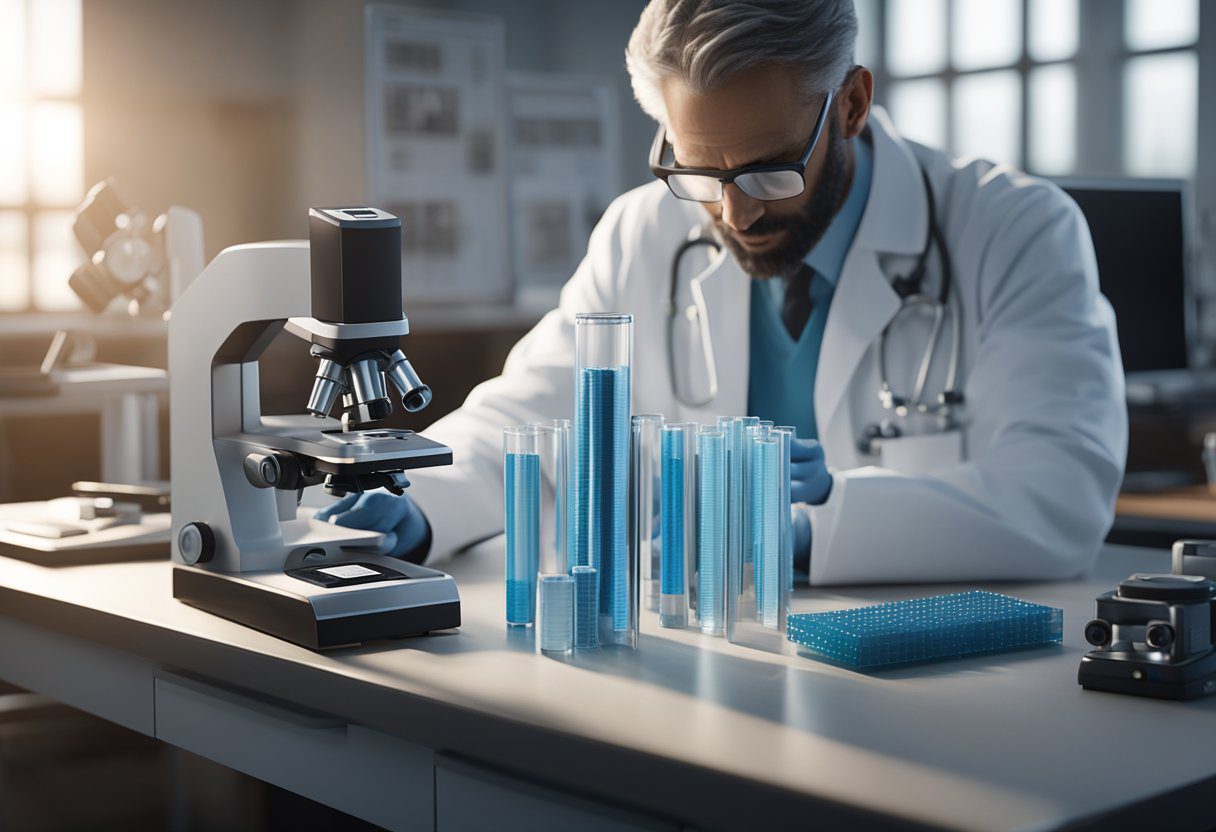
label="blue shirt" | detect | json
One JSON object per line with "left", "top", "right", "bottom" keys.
{"left": 747, "top": 136, "right": 873, "bottom": 438}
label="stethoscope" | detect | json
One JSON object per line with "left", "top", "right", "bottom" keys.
{"left": 667, "top": 165, "right": 964, "bottom": 449}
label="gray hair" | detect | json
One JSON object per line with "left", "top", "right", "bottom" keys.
{"left": 626, "top": 0, "right": 857, "bottom": 124}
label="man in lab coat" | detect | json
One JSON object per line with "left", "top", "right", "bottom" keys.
{"left": 320, "top": 0, "right": 1127, "bottom": 584}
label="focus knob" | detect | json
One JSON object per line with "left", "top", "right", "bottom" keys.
{"left": 243, "top": 450, "right": 301, "bottom": 489}
{"left": 178, "top": 522, "right": 215, "bottom": 565}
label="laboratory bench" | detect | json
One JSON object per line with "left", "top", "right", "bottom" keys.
{"left": 0, "top": 542, "right": 1213, "bottom": 832}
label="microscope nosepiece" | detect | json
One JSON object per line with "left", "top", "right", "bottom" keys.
{"left": 306, "top": 358, "right": 345, "bottom": 417}
{"left": 386, "top": 350, "right": 432, "bottom": 413}
{"left": 343, "top": 357, "right": 392, "bottom": 423}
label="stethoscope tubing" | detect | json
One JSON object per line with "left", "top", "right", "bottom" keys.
{"left": 666, "top": 165, "right": 962, "bottom": 425}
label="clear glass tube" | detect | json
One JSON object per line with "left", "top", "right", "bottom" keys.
{"left": 537, "top": 574, "right": 574, "bottom": 653}
{"left": 504, "top": 425, "right": 541, "bottom": 627}
{"left": 631, "top": 414, "right": 665, "bottom": 613}
{"left": 754, "top": 436, "right": 781, "bottom": 629}
{"left": 530, "top": 418, "right": 571, "bottom": 576}
{"left": 726, "top": 420, "right": 790, "bottom": 653}
{"left": 660, "top": 422, "right": 697, "bottom": 628}
{"left": 573, "top": 313, "right": 636, "bottom": 647}
{"left": 696, "top": 428, "right": 727, "bottom": 635}
{"left": 773, "top": 426, "right": 796, "bottom": 619}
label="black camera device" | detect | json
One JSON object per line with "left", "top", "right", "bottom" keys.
{"left": 1078, "top": 569, "right": 1216, "bottom": 700}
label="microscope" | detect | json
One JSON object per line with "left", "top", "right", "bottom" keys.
{"left": 1078, "top": 571, "right": 1216, "bottom": 700}
{"left": 169, "top": 208, "right": 460, "bottom": 649}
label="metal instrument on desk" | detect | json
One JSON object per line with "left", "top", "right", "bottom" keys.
{"left": 69, "top": 178, "right": 205, "bottom": 316}
{"left": 1079, "top": 551, "right": 1216, "bottom": 700}
{"left": 169, "top": 207, "right": 460, "bottom": 650}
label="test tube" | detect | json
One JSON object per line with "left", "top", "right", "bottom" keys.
{"left": 573, "top": 564, "right": 598, "bottom": 649}
{"left": 754, "top": 435, "right": 781, "bottom": 629}
{"left": 531, "top": 418, "right": 571, "bottom": 575}
{"left": 721, "top": 417, "right": 753, "bottom": 593}
{"left": 696, "top": 428, "right": 727, "bottom": 635}
{"left": 773, "top": 425, "right": 796, "bottom": 620}
{"left": 573, "top": 313, "right": 636, "bottom": 648}
{"left": 504, "top": 426, "right": 541, "bottom": 627}
{"left": 660, "top": 422, "right": 697, "bottom": 628}
{"left": 537, "top": 574, "right": 574, "bottom": 653}
{"left": 631, "top": 414, "right": 665, "bottom": 612}
{"left": 726, "top": 421, "right": 792, "bottom": 653}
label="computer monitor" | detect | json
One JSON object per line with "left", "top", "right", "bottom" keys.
{"left": 1058, "top": 179, "right": 1193, "bottom": 374}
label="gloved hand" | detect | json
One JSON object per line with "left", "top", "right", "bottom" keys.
{"left": 793, "top": 506, "right": 812, "bottom": 575}
{"left": 790, "top": 437, "right": 832, "bottom": 506}
{"left": 314, "top": 491, "right": 432, "bottom": 561}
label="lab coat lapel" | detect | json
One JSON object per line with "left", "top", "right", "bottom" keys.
{"left": 815, "top": 109, "right": 928, "bottom": 444}
{"left": 690, "top": 245, "right": 750, "bottom": 419}
{"left": 815, "top": 249, "right": 899, "bottom": 441}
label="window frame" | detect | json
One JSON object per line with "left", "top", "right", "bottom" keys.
{"left": 0, "top": 0, "right": 84, "bottom": 315}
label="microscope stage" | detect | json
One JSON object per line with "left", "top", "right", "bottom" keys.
{"left": 228, "top": 421, "right": 452, "bottom": 474}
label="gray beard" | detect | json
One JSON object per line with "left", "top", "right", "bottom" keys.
{"left": 714, "top": 120, "right": 852, "bottom": 280}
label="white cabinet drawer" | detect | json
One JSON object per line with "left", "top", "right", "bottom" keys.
{"left": 0, "top": 613, "right": 155, "bottom": 735}
{"left": 436, "top": 754, "right": 677, "bottom": 832}
{"left": 155, "top": 670, "right": 432, "bottom": 831}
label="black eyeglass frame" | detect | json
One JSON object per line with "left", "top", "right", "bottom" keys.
{"left": 648, "top": 89, "right": 835, "bottom": 203}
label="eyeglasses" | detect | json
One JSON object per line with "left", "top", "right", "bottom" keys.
{"left": 649, "top": 90, "right": 834, "bottom": 203}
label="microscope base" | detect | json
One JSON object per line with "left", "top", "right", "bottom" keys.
{"left": 173, "top": 560, "right": 461, "bottom": 650}
{"left": 1078, "top": 649, "right": 1216, "bottom": 700}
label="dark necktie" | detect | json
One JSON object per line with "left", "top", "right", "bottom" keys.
{"left": 781, "top": 263, "right": 815, "bottom": 340}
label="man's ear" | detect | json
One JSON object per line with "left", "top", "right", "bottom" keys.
{"left": 837, "top": 66, "right": 873, "bottom": 141}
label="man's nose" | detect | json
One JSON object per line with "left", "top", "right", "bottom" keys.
{"left": 719, "top": 184, "right": 764, "bottom": 233}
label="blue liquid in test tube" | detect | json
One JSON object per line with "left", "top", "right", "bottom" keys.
{"left": 755, "top": 438, "right": 781, "bottom": 629}
{"left": 656, "top": 425, "right": 695, "bottom": 627}
{"left": 573, "top": 313, "right": 634, "bottom": 647}
{"left": 573, "top": 565, "right": 598, "bottom": 648}
{"left": 505, "top": 451, "right": 540, "bottom": 626}
{"left": 697, "top": 430, "right": 726, "bottom": 634}
{"left": 660, "top": 424, "right": 690, "bottom": 627}
{"left": 576, "top": 366, "right": 630, "bottom": 632}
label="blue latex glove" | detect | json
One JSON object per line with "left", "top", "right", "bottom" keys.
{"left": 791, "top": 437, "right": 832, "bottom": 506}
{"left": 793, "top": 506, "right": 812, "bottom": 575}
{"left": 314, "top": 491, "right": 431, "bottom": 560}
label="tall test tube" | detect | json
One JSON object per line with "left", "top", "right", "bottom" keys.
{"left": 660, "top": 422, "right": 697, "bottom": 628}
{"left": 773, "top": 425, "right": 796, "bottom": 628}
{"left": 574, "top": 313, "right": 636, "bottom": 647}
{"left": 726, "top": 422, "right": 792, "bottom": 653}
{"left": 531, "top": 418, "right": 571, "bottom": 574}
{"left": 631, "top": 414, "right": 665, "bottom": 612}
{"left": 504, "top": 426, "right": 541, "bottom": 627}
{"left": 696, "top": 428, "right": 727, "bottom": 635}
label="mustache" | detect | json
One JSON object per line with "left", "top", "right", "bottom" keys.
{"left": 716, "top": 213, "right": 798, "bottom": 238}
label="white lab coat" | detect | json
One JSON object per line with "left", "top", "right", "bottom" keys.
{"left": 406, "top": 108, "right": 1128, "bottom": 585}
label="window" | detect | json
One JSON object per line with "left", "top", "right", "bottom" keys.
{"left": 1122, "top": 0, "right": 1200, "bottom": 177}
{"left": 873, "top": 0, "right": 1080, "bottom": 173}
{"left": 859, "top": 0, "right": 1204, "bottom": 183}
{"left": 0, "top": 0, "right": 84, "bottom": 313}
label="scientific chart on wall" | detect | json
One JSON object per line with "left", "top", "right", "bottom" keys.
{"left": 505, "top": 72, "right": 621, "bottom": 307}
{"left": 364, "top": 5, "right": 511, "bottom": 304}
